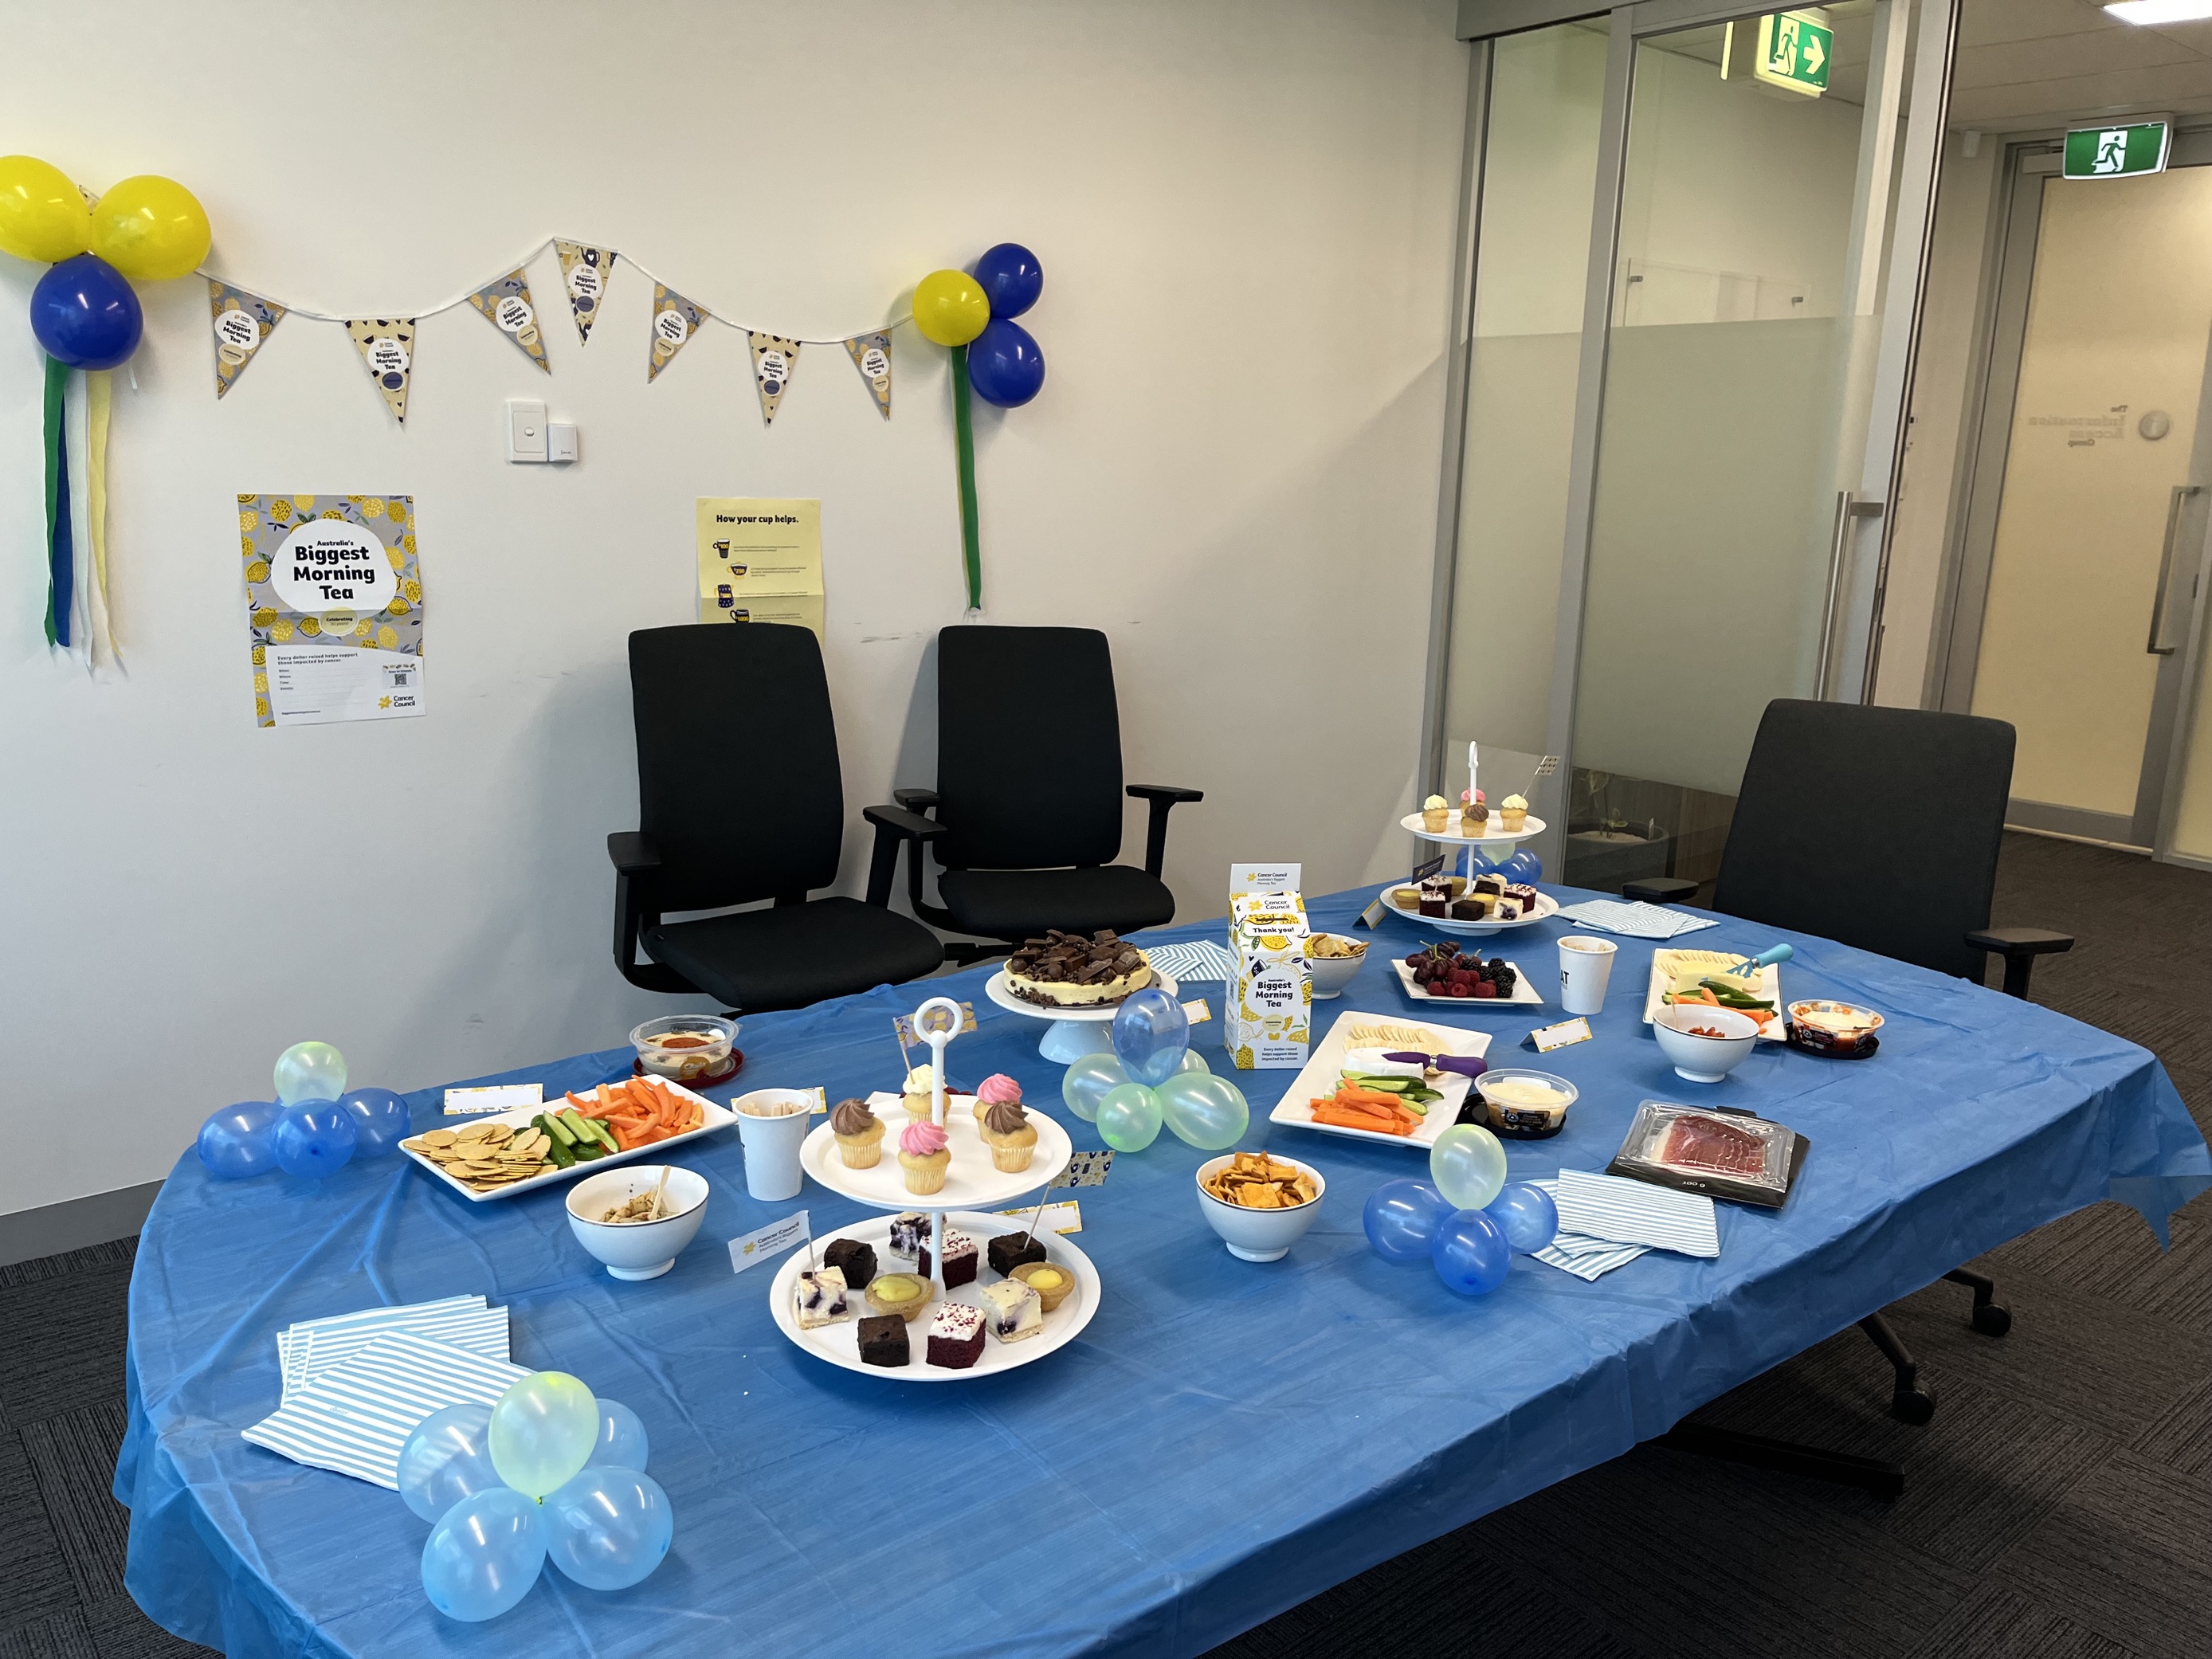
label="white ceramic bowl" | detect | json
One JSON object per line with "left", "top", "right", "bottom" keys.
{"left": 1306, "top": 937, "right": 1367, "bottom": 1000}
{"left": 565, "top": 1165, "right": 709, "bottom": 1280}
{"left": 1194, "top": 1155, "right": 1326, "bottom": 1262}
{"left": 1652, "top": 1004, "right": 1761, "bottom": 1084}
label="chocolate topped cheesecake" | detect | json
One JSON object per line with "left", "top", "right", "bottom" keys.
{"left": 1005, "top": 928, "right": 1154, "bottom": 1009}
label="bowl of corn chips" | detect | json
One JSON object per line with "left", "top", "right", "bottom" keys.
{"left": 1195, "top": 1151, "right": 1324, "bottom": 1262}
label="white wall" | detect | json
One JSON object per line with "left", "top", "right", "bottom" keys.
{"left": 0, "top": 0, "right": 1468, "bottom": 1217}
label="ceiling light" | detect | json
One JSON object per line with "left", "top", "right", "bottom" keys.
{"left": 2106, "top": 2, "right": 2212, "bottom": 24}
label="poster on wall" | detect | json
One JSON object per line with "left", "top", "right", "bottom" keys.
{"left": 240, "top": 494, "right": 425, "bottom": 728}
{"left": 695, "top": 497, "right": 823, "bottom": 639}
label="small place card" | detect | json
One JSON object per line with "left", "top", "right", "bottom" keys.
{"left": 729, "top": 1210, "right": 810, "bottom": 1273}
{"left": 1528, "top": 1018, "right": 1594, "bottom": 1053}
{"left": 894, "top": 1004, "right": 976, "bottom": 1044}
{"left": 994, "top": 1199, "right": 1082, "bottom": 1234}
{"left": 442, "top": 1083, "right": 543, "bottom": 1116}
{"left": 1182, "top": 998, "right": 1212, "bottom": 1026}
{"left": 1058, "top": 1151, "right": 1114, "bottom": 1190}
{"left": 1410, "top": 853, "right": 1448, "bottom": 883}
{"left": 1231, "top": 863, "right": 1301, "bottom": 899}
{"left": 1355, "top": 896, "right": 1387, "bottom": 929}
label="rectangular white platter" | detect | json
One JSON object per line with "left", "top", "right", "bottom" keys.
{"left": 399, "top": 1079, "right": 736, "bottom": 1202}
{"left": 1642, "top": 949, "right": 1784, "bottom": 1041}
{"left": 1266, "top": 1009, "right": 1492, "bottom": 1149}
{"left": 1390, "top": 957, "right": 1543, "bottom": 1008}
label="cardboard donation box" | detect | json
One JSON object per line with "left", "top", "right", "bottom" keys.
{"left": 1226, "top": 891, "right": 1312, "bottom": 1069}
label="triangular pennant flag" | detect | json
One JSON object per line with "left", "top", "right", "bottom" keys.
{"left": 465, "top": 269, "right": 550, "bottom": 374}
{"left": 347, "top": 319, "right": 417, "bottom": 425}
{"left": 554, "top": 241, "right": 617, "bottom": 345}
{"left": 648, "top": 284, "right": 708, "bottom": 382}
{"left": 749, "top": 332, "right": 801, "bottom": 423}
{"left": 209, "top": 280, "right": 286, "bottom": 400}
{"left": 844, "top": 331, "right": 892, "bottom": 420}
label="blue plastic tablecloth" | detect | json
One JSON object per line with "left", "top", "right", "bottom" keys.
{"left": 117, "top": 888, "right": 2209, "bottom": 1658}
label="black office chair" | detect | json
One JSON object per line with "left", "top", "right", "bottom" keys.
{"left": 607, "top": 624, "right": 945, "bottom": 1014}
{"left": 871, "top": 626, "right": 1202, "bottom": 963}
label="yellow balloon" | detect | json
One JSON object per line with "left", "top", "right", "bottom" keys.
{"left": 0, "top": 156, "right": 91, "bottom": 264}
{"left": 912, "top": 269, "right": 990, "bottom": 347}
{"left": 90, "top": 175, "right": 210, "bottom": 281}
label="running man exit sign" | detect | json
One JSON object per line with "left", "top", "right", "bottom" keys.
{"left": 2063, "top": 118, "right": 2172, "bottom": 180}
{"left": 1755, "top": 10, "right": 1832, "bottom": 97}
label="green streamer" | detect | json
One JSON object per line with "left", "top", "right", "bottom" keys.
{"left": 951, "top": 343, "right": 982, "bottom": 611}
{"left": 42, "top": 355, "right": 68, "bottom": 648}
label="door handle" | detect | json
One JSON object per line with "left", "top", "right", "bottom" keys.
{"left": 2149, "top": 484, "right": 2201, "bottom": 655}
{"left": 1816, "top": 492, "right": 1885, "bottom": 698}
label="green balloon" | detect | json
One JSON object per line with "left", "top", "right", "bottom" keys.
{"left": 1179, "top": 1050, "right": 1212, "bottom": 1075}
{"left": 1430, "top": 1123, "right": 1508, "bottom": 1212}
{"left": 488, "top": 1371, "right": 598, "bottom": 1500}
{"left": 1061, "top": 1053, "right": 1128, "bottom": 1122}
{"left": 1096, "top": 1082, "right": 1163, "bottom": 1151}
{"left": 273, "top": 1041, "right": 347, "bottom": 1108}
{"left": 1158, "top": 1072, "right": 1249, "bottom": 1150}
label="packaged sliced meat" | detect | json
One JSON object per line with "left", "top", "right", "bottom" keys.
{"left": 1610, "top": 1101, "right": 1800, "bottom": 1205}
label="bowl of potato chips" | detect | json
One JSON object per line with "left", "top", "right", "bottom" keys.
{"left": 1196, "top": 1151, "right": 1325, "bottom": 1262}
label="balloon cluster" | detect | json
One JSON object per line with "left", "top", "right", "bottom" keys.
{"left": 912, "top": 242, "right": 1045, "bottom": 406}
{"left": 1362, "top": 1124, "right": 1559, "bottom": 1296}
{"left": 0, "top": 157, "right": 210, "bottom": 368}
{"left": 194, "top": 1041, "right": 412, "bottom": 1182}
{"left": 1060, "top": 988, "right": 1251, "bottom": 1152}
{"left": 1472, "top": 846, "right": 1543, "bottom": 885}
{"left": 404, "top": 1372, "right": 673, "bottom": 1622}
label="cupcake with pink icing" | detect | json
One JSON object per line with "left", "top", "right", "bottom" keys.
{"left": 897, "top": 1120, "right": 951, "bottom": 1194}
{"left": 972, "top": 1073, "right": 1023, "bottom": 1140}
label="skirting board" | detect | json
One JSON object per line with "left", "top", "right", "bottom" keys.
{"left": 0, "top": 1179, "right": 162, "bottom": 1268}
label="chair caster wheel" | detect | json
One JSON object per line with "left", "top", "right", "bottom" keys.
{"left": 1890, "top": 1386, "right": 1936, "bottom": 1426}
{"left": 1971, "top": 1303, "right": 2011, "bottom": 1337}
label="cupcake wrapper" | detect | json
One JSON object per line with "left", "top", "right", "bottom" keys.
{"left": 837, "top": 1142, "right": 883, "bottom": 1168}
{"left": 990, "top": 1143, "right": 1036, "bottom": 1173}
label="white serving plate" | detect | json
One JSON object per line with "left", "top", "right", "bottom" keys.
{"left": 1642, "top": 950, "right": 1785, "bottom": 1041}
{"left": 1266, "top": 1009, "right": 1492, "bottom": 1149}
{"left": 401, "top": 1080, "right": 735, "bottom": 1203}
{"left": 1399, "top": 811, "right": 1547, "bottom": 845}
{"left": 1390, "top": 957, "right": 1543, "bottom": 1007}
{"left": 982, "top": 967, "right": 1181, "bottom": 1024}
{"left": 1376, "top": 883, "right": 1559, "bottom": 937}
{"left": 799, "top": 1095, "right": 1072, "bottom": 1210}
{"left": 768, "top": 1210, "right": 1100, "bottom": 1382}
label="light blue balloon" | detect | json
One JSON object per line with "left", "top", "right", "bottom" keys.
{"left": 421, "top": 1486, "right": 545, "bottom": 1622}
{"left": 1157, "top": 1072, "right": 1249, "bottom": 1151}
{"left": 1432, "top": 1208, "right": 1512, "bottom": 1296}
{"left": 1484, "top": 1181, "right": 1559, "bottom": 1253}
{"left": 271, "top": 1102, "right": 358, "bottom": 1179}
{"left": 594, "top": 1398, "right": 649, "bottom": 1471}
{"left": 1096, "top": 1082, "right": 1163, "bottom": 1151}
{"left": 1060, "top": 1053, "right": 1128, "bottom": 1123}
{"left": 1112, "top": 987, "right": 1190, "bottom": 1086}
{"left": 1429, "top": 1123, "right": 1508, "bottom": 1212}
{"left": 541, "top": 1466, "right": 674, "bottom": 1591}
{"left": 398, "top": 1402, "right": 500, "bottom": 1524}
{"left": 273, "top": 1041, "right": 347, "bottom": 1107}
{"left": 195, "top": 1100, "right": 281, "bottom": 1180}
{"left": 340, "top": 1088, "right": 411, "bottom": 1158}
{"left": 1363, "top": 1179, "right": 1453, "bottom": 1263}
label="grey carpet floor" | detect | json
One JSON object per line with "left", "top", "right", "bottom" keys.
{"left": 2, "top": 833, "right": 2204, "bottom": 1657}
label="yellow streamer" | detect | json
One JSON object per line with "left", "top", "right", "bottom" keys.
{"left": 85, "top": 370, "right": 117, "bottom": 662}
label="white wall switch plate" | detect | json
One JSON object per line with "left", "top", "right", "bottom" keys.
{"left": 505, "top": 398, "right": 547, "bottom": 463}
{"left": 547, "top": 421, "right": 578, "bottom": 463}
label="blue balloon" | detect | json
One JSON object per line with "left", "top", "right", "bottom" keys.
{"left": 421, "top": 1486, "right": 545, "bottom": 1622}
{"left": 339, "top": 1088, "right": 411, "bottom": 1158}
{"left": 1484, "top": 1182, "right": 1559, "bottom": 1253}
{"left": 1363, "top": 1179, "right": 1453, "bottom": 1264}
{"left": 1432, "top": 1209, "right": 1512, "bottom": 1296}
{"left": 973, "top": 241, "right": 1042, "bottom": 318}
{"left": 541, "top": 1466, "right": 673, "bottom": 1591}
{"left": 1502, "top": 849, "right": 1543, "bottom": 883}
{"left": 398, "top": 1402, "right": 500, "bottom": 1524}
{"left": 1112, "top": 986, "right": 1189, "bottom": 1086}
{"left": 196, "top": 1100, "right": 282, "bottom": 1180}
{"left": 30, "top": 255, "right": 143, "bottom": 371}
{"left": 271, "top": 1101, "right": 358, "bottom": 1179}
{"left": 967, "top": 317, "right": 1045, "bottom": 407}
{"left": 594, "top": 1398, "right": 649, "bottom": 1471}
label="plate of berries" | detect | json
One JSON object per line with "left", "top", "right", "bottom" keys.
{"left": 1394, "top": 943, "right": 1543, "bottom": 1007}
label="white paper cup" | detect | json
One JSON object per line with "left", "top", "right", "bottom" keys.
{"left": 1557, "top": 935, "right": 1618, "bottom": 1016}
{"left": 733, "top": 1088, "right": 814, "bottom": 1202}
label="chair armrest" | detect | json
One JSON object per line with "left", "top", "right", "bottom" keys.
{"left": 893, "top": 787, "right": 941, "bottom": 814}
{"left": 606, "top": 831, "right": 692, "bottom": 993}
{"left": 1622, "top": 876, "right": 1698, "bottom": 904}
{"left": 863, "top": 804, "right": 947, "bottom": 908}
{"left": 1126, "top": 784, "right": 1202, "bottom": 879}
{"left": 1966, "top": 926, "right": 2074, "bottom": 1000}
{"left": 607, "top": 830, "right": 661, "bottom": 873}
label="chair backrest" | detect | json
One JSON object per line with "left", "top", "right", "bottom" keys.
{"left": 628, "top": 624, "right": 842, "bottom": 911}
{"left": 935, "top": 626, "right": 1124, "bottom": 870}
{"left": 1712, "top": 699, "right": 2014, "bottom": 980}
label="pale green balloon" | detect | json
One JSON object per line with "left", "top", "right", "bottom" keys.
{"left": 1179, "top": 1050, "right": 1212, "bottom": 1075}
{"left": 1096, "top": 1082, "right": 1163, "bottom": 1151}
{"left": 1158, "top": 1072, "right": 1249, "bottom": 1150}
{"left": 273, "top": 1041, "right": 347, "bottom": 1107}
{"left": 1061, "top": 1053, "right": 1128, "bottom": 1123}
{"left": 488, "top": 1371, "right": 599, "bottom": 1500}
{"left": 1430, "top": 1123, "right": 1508, "bottom": 1212}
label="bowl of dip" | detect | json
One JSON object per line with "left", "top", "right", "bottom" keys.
{"left": 629, "top": 1014, "right": 739, "bottom": 1083}
{"left": 1473, "top": 1069, "right": 1578, "bottom": 1139}
{"left": 1786, "top": 999, "right": 1884, "bottom": 1057}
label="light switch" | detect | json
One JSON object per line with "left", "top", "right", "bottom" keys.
{"left": 505, "top": 398, "right": 547, "bottom": 463}
{"left": 547, "top": 421, "right": 578, "bottom": 463}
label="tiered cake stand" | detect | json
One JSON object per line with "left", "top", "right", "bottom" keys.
{"left": 983, "top": 968, "right": 1181, "bottom": 1063}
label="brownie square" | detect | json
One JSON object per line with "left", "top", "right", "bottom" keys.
{"left": 857, "top": 1314, "right": 908, "bottom": 1368}
{"left": 987, "top": 1231, "right": 1047, "bottom": 1277}
{"left": 822, "top": 1237, "right": 877, "bottom": 1288}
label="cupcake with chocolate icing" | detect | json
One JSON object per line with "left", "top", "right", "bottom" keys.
{"left": 981, "top": 1096, "right": 1038, "bottom": 1173}
{"left": 830, "top": 1096, "right": 884, "bottom": 1168}
{"left": 972, "top": 1073, "right": 1023, "bottom": 1141}
{"left": 897, "top": 1120, "right": 951, "bottom": 1194}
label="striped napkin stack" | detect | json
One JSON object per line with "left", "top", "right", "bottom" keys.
{"left": 1550, "top": 900, "right": 1718, "bottom": 940}
{"left": 1531, "top": 1169, "right": 1720, "bottom": 1281}
{"left": 1143, "top": 939, "right": 1239, "bottom": 982}
{"left": 245, "top": 1297, "right": 524, "bottom": 1488}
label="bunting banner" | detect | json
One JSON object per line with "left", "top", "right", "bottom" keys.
{"left": 208, "top": 281, "right": 285, "bottom": 399}
{"left": 648, "top": 284, "right": 708, "bottom": 382}
{"left": 347, "top": 320, "right": 417, "bottom": 425}
{"left": 465, "top": 270, "right": 550, "bottom": 373}
{"left": 553, "top": 241, "right": 616, "bottom": 344}
{"left": 844, "top": 331, "right": 892, "bottom": 420}
{"left": 748, "top": 332, "right": 800, "bottom": 423}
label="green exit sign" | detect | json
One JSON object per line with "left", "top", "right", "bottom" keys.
{"left": 2063, "top": 118, "right": 2172, "bottom": 180}
{"left": 1755, "top": 10, "right": 1832, "bottom": 97}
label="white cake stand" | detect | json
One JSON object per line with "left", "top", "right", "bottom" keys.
{"left": 982, "top": 968, "right": 1181, "bottom": 1064}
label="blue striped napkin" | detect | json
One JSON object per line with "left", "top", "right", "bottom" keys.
{"left": 1143, "top": 939, "right": 1239, "bottom": 982}
{"left": 276, "top": 1296, "right": 502, "bottom": 1402}
{"left": 1528, "top": 1179, "right": 1651, "bottom": 1281}
{"left": 245, "top": 1329, "right": 527, "bottom": 1488}
{"left": 1554, "top": 1168, "right": 1720, "bottom": 1257}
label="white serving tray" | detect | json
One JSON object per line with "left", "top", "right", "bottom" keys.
{"left": 1376, "top": 883, "right": 1559, "bottom": 937}
{"left": 1265, "top": 1009, "right": 1492, "bottom": 1150}
{"left": 1643, "top": 950, "right": 1785, "bottom": 1041}
{"left": 982, "top": 967, "right": 1181, "bottom": 1024}
{"left": 1398, "top": 811, "right": 1547, "bottom": 845}
{"left": 768, "top": 1210, "right": 1100, "bottom": 1382}
{"left": 1390, "top": 957, "right": 1543, "bottom": 1008}
{"left": 400, "top": 1079, "right": 735, "bottom": 1203}
{"left": 798, "top": 1095, "right": 1072, "bottom": 1212}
